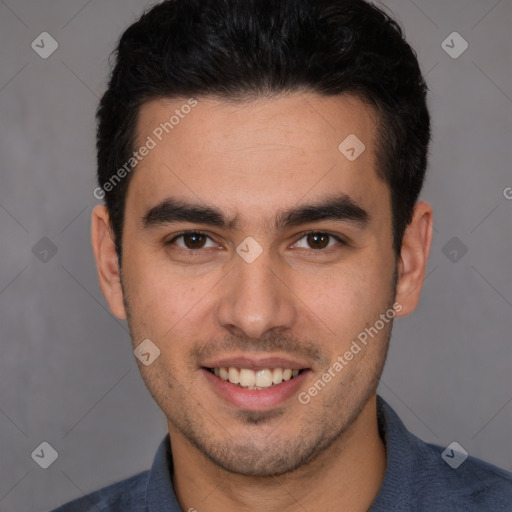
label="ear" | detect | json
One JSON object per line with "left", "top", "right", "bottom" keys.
{"left": 91, "top": 205, "right": 127, "bottom": 320}
{"left": 395, "top": 202, "right": 433, "bottom": 317}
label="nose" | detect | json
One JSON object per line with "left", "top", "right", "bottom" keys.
{"left": 216, "top": 249, "right": 298, "bottom": 340}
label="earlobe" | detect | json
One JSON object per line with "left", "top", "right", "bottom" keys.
{"left": 395, "top": 202, "right": 433, "bottom": 317}
{"left": 91, "top": 205, "right": 127, "bottom": 320}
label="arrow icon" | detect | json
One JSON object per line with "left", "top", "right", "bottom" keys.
{"left": 236, "top": 236, "right": 263, "bottom": 263}
{"left": 31, "top": 32, "right": 59, "bottom": 59}
{"left": 441, "top": 32, "right": 468, "bottom": 59}
{"left": 442, "top": 441, "right": 468, "bottom": 469}
{"left": 32, "top": 237, "right": 58, "bottom": 262}
{"left": 338, "top": 134, "right": 365, "bottom": 161}
{"left": 35, "top": 449, "right": 45, "bottom": 458}
{"left": 32, "top": 441, "right": 58, "bottom": 468}
{"left": 442, "top": 236, "right": 467, "bottom": 263}
{"left": 134, "top": 339, "right": 160, "bottom": 366}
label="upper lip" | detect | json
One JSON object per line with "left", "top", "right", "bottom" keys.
{"left": 202, "top": 355, "right": 311, "bottom": 371}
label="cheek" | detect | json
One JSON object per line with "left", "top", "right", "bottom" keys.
{"left": 123, "top": 255, "right": 217, "bottom": 346}
{"left": 122, "top": 256, "right": 177, "bottom": 337}
{"left": 303, "top": 260, "right": 394, "bottom": 343}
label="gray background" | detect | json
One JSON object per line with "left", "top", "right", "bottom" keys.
{"left": 0, "top": 0, "right": 511, "bottom": 511}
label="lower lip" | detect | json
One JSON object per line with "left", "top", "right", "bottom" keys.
{"left": 201, "top": 368, "right": 310, "bottom": 411}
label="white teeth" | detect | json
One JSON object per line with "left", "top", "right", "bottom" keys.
{"left": 282, "top": 369, "right": 293, "bottom": 381}
{"left": 228, "top": 367, "right": 240, "bottom": 384}
{"left": 272, "top": 368, "right": 283, "bottom": 384}
{"left": 255, "top": 369, "right": 273, "bottom": 388}
{"left": 211, "top": 366, "right": 302, "bottom": 389}
{"left": 239, "top": 368, "right": 255, "bottom": 387}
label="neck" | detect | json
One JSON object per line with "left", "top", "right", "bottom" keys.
{"left": 170, "top": 394, "right": 386, "bottom": 512}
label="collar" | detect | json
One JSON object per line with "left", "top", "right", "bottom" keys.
{"left": 369, "top": 395, "right": 418, "bottom": 510}
{"left": 143, "top": 395, "right": 413, "bottom": 511}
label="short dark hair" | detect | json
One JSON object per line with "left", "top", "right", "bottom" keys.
{"left": 96, "top": 0, "right": 430, "bottom": 262}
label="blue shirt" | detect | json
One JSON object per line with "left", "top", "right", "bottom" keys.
{"left": 50, "top": 395, "right": 512, "bottom": 511}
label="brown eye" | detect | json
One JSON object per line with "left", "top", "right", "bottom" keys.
{"left": 293, "top": 232, "right": 343, "bottom": 251}
{"left": 307, "top": 233, "right": 330, "bottom": 249}
{"left": 182, "top": 233, "right": 207, "bottom": 249}
{"left": 168, "top": 231, "right": 217, "bottom": 251}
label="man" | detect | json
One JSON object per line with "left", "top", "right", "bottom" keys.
{"left": 52, "top": 0, "right": 512, "bottom": 510}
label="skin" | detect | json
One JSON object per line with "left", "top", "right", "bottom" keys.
{"left": 91, "top": 93, "right": 433, "bottom": 512}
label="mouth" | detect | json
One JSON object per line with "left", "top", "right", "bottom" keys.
{"left": 204, "top": 366, "right": 305, "bottom": 390}
{"left": 200, "top": 355, "right": 313, "bottom": 410}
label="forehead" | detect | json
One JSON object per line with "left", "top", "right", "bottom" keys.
{"left": 127, "top": 93, "right": 389, "bottom": 230}
{"left": 136, "top": 93, "right": 378, "bottom": 157}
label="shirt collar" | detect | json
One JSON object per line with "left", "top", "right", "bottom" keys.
{"left": 145, "top": 432, "right": 181, "bottom": 512}
{"left": 369, "top": 395, "right": 417, "bottom": 510}
{"left": 144, "top": 395, "right": 414, "bottom": 511}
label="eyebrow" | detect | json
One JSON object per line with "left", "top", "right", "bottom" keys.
{"left": 141, "top": 194, "right": 370, "bottom": 231}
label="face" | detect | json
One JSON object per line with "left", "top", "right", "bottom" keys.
{"left": 94, "top": 93, "right": 424, "bottom": 477}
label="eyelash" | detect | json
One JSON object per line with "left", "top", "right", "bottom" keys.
{"left": 166, "top": 230, "right": 346, "bottom": 254}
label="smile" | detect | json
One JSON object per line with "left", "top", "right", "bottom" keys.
{"left": 206, "top": 367, "right": 303, "bottom": 390}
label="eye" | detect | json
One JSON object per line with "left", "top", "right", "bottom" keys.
{"left": 166, "top": 230, "right": 345, "bottom": 254}
{"left": 167, "top": 231, "right": 218, "bottom": 251}
{"left": 293, "top": 232, "right": 344, "bottom": 251}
